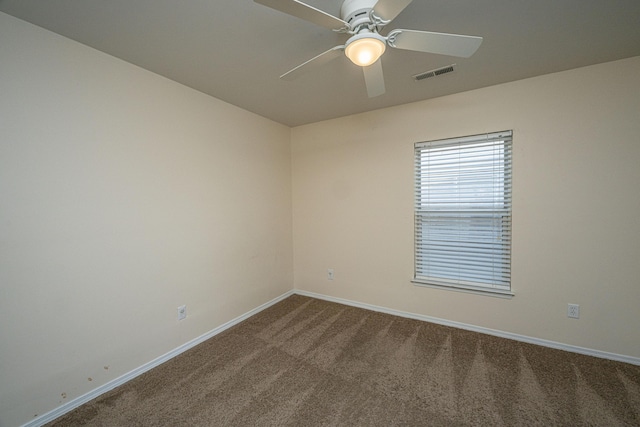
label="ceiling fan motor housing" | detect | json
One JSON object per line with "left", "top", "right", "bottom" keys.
{"left": 340, "top": 0, "right": 377, "bottom": 29}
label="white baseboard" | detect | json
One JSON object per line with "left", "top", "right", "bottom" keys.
{"left": 24, "top": 287, "right": 639, "bottom": 426}
{"left": 23, "top": 290, "right": 295, "bottom": 427}
{"left": 294, "top": 289, "right": 640, "bottom": 366}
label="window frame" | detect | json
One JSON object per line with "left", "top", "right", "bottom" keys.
{"left": 412, "top": 130, "right": 513, "bottom": 296}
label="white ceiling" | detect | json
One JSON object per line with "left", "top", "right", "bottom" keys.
{"left": 2, "top": 0, "right": 639, "bottom": 127}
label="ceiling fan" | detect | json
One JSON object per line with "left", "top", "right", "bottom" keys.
{"left": 254, "top": 0, "right": 483, "bottom": 98}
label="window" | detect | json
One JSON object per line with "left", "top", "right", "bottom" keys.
{"left": 413, "top": 131, "right": 512, "bottom": 295}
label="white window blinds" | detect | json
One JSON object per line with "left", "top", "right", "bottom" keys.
{"left": 414, "top": 131, "right": 512, "bottom": 293}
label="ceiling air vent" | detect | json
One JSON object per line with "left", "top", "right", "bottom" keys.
{"left": 413, "top": 64, "right": 457, "bottom": 81}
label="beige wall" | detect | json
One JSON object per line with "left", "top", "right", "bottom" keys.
{"left": 0, "top": 13, "right": 292, "bottom": 427}
{"left": 292, "top": 56, "right": 640, "bottom": 359}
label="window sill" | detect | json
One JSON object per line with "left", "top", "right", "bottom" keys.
{"left": 411, "top": 279, "right": 514, "bottom": 299}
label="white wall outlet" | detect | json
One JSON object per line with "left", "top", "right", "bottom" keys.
{"left": 568, "top": 303, "right": 580, "bottom": 319}
{"left": 177, "top": 305, "right": 187, "bottom": 321}
{"left": 327, "top": 268, "right": 334, "bottom": 280}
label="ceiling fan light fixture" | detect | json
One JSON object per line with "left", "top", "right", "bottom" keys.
{"left": 344, "top": 32, "right": 386, "bottom": 67}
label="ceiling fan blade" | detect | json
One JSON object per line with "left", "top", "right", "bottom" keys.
{"left": 387, "top": 29, "right": 482, "bottom": 58}
{"left": 255, "top": 0, "right": 349, "bottom": 31}
{"left": 362, "top": 59, "right": 385, "bottom": 98}
{"left": 280, "top": 45, "right": 345, "bottom": 81}
{"left": 372, "top": 0, "right": 413, "bottom": 23}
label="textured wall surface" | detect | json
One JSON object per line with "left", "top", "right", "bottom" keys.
{"left": 0, "top": 12, "right": 292, "bottom": 427}
{"left": 292, "top": 56, "right": 640, "bottom": 361}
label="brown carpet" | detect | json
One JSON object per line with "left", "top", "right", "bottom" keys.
{"left": 48, "top": 295, "right": 640, "bottom": 426}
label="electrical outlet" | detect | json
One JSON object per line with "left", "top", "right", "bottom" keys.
{"left": 568, "top": 303, "right": 580, "bottom": 319}
{"left": 177, "top": 305, "right": 187, "bottom": 321}
{"left": 327, "top": 268, "right": 334, "bottom": 280}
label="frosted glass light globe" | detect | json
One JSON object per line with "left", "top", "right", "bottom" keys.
{"left": 345, "top": 33, "right": 386, "bottom": 67}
